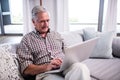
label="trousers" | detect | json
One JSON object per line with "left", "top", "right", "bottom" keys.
{"left": 36, "top": 62, "right": 91, "bottom": 80}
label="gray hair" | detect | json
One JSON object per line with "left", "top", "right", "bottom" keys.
{"left": 32, "top": 6, "right": 48, "bottom": 20}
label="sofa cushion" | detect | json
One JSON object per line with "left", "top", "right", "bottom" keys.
{"left": 61, "top": 30, "right": 83, "bottom": 48}
{"left": 83, "top": 29, "right": 115, "bottom": 58}
{"left": 83, "top": 58, "right": 120, "bottom": 80}
{"left": 112, "top": 37, "right": 120, "bottom": 58}
{"left": 0, "top": 46, "right": 24, "bottom": 80}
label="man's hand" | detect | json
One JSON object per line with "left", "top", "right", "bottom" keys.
{"left": 46, "top": 58, "right": 62, "bottom": 71}
{"left": 51, "top": 58, "right": 62, "bottom": 69}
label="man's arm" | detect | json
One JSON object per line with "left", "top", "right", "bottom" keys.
{"left": 23, "top": 64, "right": 51, "bottom": 75}
{"left": 24, "top": 58, "right": 62, "bottom": 76}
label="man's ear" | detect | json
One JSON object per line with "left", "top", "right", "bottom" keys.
{"left": 32, "top": 19, "right": 36, "bottom": 27}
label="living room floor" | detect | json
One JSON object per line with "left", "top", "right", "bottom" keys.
{"left": 0, "top": 36, "right": 22, "bottom": 44}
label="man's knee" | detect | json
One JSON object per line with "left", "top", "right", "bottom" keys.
{"left": 71, "top": 62, "right": 89, "bottom": 71}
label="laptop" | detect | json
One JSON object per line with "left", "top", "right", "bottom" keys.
{"left": 45, "top": 37, "right": 99, "bottom": 73}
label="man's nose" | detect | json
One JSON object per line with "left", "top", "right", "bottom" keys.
{"left": 44, "top": 21, "right": 48, "bottom": 26}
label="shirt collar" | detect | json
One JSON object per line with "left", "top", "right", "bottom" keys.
{"left": 33, "top": 28, "right": 50, "bottom": 35}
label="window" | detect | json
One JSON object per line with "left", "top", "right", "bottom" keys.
{"left": 69, "top": 0, "right": 120, "bottom": 34}
{"left": 0, "top": 0, "right": 23, "bottom": 35}
{"left": 5, "top": 0, "right": 23, "bottom": 34}
{"left": 9, "top": 0, "right": 23, "bottom": 24}
{"left": 68, "top": 0, "right": 99, "bottom": 31}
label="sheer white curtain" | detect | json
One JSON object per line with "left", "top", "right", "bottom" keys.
{"left": 103, "top": 0, "right": 117, "bottom": 32}
{"left": 55, "top": 0, "right": 69, "bottom": 32}
{"left": 23, "top": 0, "right": 40, "bottom": 35}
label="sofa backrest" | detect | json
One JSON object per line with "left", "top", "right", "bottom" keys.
{"left": 60, "top": 30, "right": 120, "bottom": 58}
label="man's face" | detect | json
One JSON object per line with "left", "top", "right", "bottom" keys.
{"left": 33, "top": 12, "right": 50, "bottom": 34}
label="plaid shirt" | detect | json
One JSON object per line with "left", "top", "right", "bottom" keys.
{"left": 17, "top": 30, "right": 65, "bottom": 73}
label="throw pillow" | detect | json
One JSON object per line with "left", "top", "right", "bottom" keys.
{"left": 83, "top": 29, "right": 115, "bottom": 58}
{"left": 0, "top": 43, "right": 20, "bottom": 67}
{"left": 61, "top": 30, "right": 83, "bottom": 48}
{"left": 0, "top": 47, "right": 24, "bottom": 80}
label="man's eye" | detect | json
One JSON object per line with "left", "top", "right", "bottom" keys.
{"left": 47, "top": 20, "right": 49, "bottom": 22}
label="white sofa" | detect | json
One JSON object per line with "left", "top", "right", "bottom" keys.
{"left": 0, "top": 29, "right": 120, "bottom": 80}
